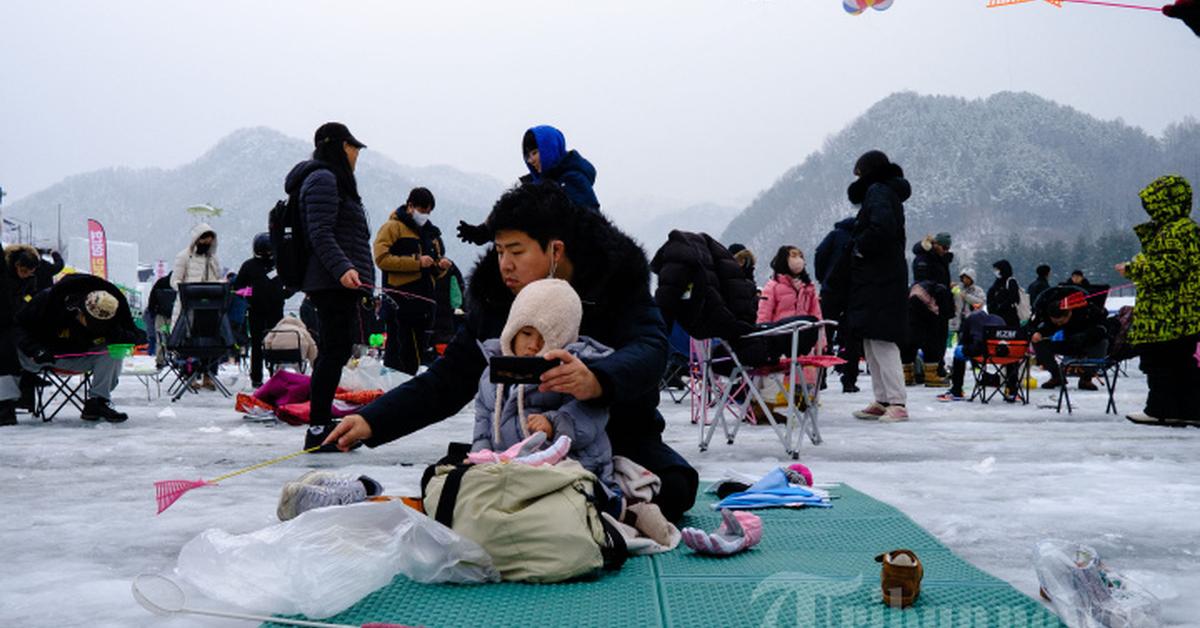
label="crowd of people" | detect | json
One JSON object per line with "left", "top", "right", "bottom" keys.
{"left": 1, "top": 120, "right": 1197, "bottom": 524}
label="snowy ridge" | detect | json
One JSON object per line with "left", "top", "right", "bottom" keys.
{"left": 4, "top": 127, "right": 507, "bottom": 270}
{"left": 722, "top": 91, "right": 1200, "bottom": 284}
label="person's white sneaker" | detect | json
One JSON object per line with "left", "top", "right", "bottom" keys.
{"left": 276, "top": 472, "right": 383, "bottom": 521}
{"left": 879, "top": 405, "right": 909, "bottom": 423}
{"left": 853, "top": 401, "right": 887, "bottom": 420}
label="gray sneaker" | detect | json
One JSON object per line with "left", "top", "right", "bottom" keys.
{"left": 276, "top": 472, "right": 383, "bottom": 521}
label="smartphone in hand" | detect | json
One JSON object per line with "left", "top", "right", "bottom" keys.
{"left": 489, "top": 356, "right": 562, "bottom": 385}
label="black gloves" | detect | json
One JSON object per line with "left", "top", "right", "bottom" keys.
{"left": 33, "top": 349, "right": 56, "bottom": 365}
{"left": 456, "top": 220, "right": 492, "bottom": 246}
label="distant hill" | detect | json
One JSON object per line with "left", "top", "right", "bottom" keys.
{"left": 4, "top": 127, "right": 507, "bottom": 273}
{"left": 722, "top": 91, "right": 1200, "bottom": 283}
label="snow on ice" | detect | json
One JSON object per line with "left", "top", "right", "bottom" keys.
{"left": 1, "top": 358, "right": 1198, "bottom": 627}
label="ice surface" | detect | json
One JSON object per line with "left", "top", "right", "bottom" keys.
{"left": 1, "top": 363, "right": 1198, "bottom": 627}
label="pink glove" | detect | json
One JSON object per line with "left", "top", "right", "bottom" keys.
{"left": 681, "top": 509, "right": 763, "bottom": 556}
{"left": 466, "top": 432, "right": 572, "bottom": 467}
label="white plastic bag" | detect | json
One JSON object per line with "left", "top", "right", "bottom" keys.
{"left": 340, "top": 356, "right": 410, "bottom": 392}
{"left": 177, "top": 500, "right": 498, "bottom": 619}
{"left": 1033, "top": 539, "right": 1161, "bottom": 628}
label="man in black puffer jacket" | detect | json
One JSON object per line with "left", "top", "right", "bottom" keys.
{"left": 285, "top": 122, "right": 376, "bottom": 452}
{"left": 327, "top": 183, "right": 699, "bottom": 521}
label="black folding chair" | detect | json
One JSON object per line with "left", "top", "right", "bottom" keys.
{"left": 165, "top": 283, "right": 235, "bottom": 402}
{"left": 1055, "top": 357, "right": 1121, "bottom": 415}
{"left": 33, "top": 368, "right": 91, "bottom": 421}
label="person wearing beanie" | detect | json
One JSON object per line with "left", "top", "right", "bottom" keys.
{"left": 285, "top": 121, "right": 375, "bottom": 452}
{"left": 1028, "top": 264, "right": 1052, "bottom": 306}
{"left": 906, "top": 232, "right": 954, "bottom": 386}
{"left": 456, "top": 125, "right": 599, "bottom": 245}
{"left": 1117, "top": 175, "right": 1200, "bottom": 426}
{"left": 330, "top": 182, "right": 701, "bottom": 523}
{"left": 373, "top": 186, "right": 449, "bottom": 375}
{"left": 232, "top": 233, "right": 294, "bottom": 388}
{"left": 472, "top": 278, "right": 617, "bottom": 487}
{"left": 10, "top": 274, "right": 145, "bottom": 423}
{"left": 845, "top": 150, "right": 912, "bottom": 422}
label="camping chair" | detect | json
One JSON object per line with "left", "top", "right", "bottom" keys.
{"left": 694, "top": 318, "right": 841, "bottom": 460}
{"left": 1055, "top": 357, "right": 1121, "bottom": 415}
{"left": 165, "top": 282, "right": 235, "bottom": 402}
{"left": 263, "top": 329, "right": 307, "bottom": 376}
{"left": 660, "top": 322, "right": 692, "bottom": 404}
{"left": 32, "top": 368, "right": 91, "bottom": 421}
{"left": 969, "top": 327, "right": 1032, "bottom": 405}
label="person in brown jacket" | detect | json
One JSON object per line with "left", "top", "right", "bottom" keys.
{"left": 373, "top": 187, "right": 448, "bottom": 374}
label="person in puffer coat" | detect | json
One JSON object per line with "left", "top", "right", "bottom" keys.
{"left": 285, "top": 122, "right": 375, "bottom": 452}
{"left": 1116, "top": 175, "right": 1200, "bottom": 425}
{"left": 845, "top": 150, "right": 911, "bottom": 422}
{"left": 170, "top": 222, "right": 223, "bottom": 318}
{"left": 473, "top": 279, "right": 615, "bottom": 488}
{"left": 986, "top": 259, "right": 1021, "bottom": 328}
{"left": 457, "top": 125, "right": 600, "bottom": 245}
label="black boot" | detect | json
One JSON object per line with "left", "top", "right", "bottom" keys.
{"left": 80, "top": 398, "right": 128, "bottom": 423}
{"left": 0, "top": 400, "right": 17, "bottom": 426}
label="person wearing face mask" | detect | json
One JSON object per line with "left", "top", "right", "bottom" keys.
{"left": 169, "top": 223, "right": 224, "bottom": 389}
{"left": 170, "top": 223, "right": 223, "bottom": 299}
{"left": 757, "top": 246, "right": 822, "bottom": 326}
{"left": 373, "top": 187, "right": 448, "bottom": 375}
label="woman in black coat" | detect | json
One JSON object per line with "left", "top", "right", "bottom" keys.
{"left": 845, "top": 150, "right": 911, "bottom": 422}
{"left": 987, "top": 259, "right": 1021, "bottom": 328}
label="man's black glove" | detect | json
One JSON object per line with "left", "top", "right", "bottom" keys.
{"left": 33, "top": 349, "right": 56, "bottom": 365}
{"left": 456, "top": 220, "right": 492, "bottom": 246}
{"left": 1165, "top": 0, "right": 1200, "bottom": 38}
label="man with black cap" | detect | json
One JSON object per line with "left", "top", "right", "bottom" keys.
{"left": 12, "top": 274, "right": 146, "bottom": 423}
{"left": 285, "top": 122, "right": 375, "bottom": 451}
{"left": 373, "top": 187, "right": 449, "bottom": 374}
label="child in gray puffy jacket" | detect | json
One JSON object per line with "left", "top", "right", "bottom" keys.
{"left": 472, "top": 278, "right": 616, "bottom": 488}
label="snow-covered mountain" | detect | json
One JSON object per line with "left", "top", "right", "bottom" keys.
{"left": 722, "top": 91, "right": 1200, "bottom": 282}
{"left": 4, "top": 127, "right": 507, "bottom": 271}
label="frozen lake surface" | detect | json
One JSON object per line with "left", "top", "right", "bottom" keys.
{"left": 2, "top": 357, "right": 1198, "bottom": 627}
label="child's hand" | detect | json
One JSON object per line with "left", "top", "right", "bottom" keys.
{"left": 527, "top": 414, "right": 553, "bottom": 438}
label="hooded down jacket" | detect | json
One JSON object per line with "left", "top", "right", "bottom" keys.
{"left": 1125, "top": 175, "right": 1200, "bottom": 344}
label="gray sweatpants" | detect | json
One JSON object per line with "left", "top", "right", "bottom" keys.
{"left": 863, "top": 339, "right": 906, "bottom": 406}
{"left": 18, "top": 351, "right": 124, "bottom": 400}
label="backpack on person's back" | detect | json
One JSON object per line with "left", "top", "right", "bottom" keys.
{"left": 269, "top": 164, "right": 328, "bottom": 292}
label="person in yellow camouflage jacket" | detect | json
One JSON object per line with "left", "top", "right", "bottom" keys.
{"left": 1117, "top": 175, "right": 1200, "bottom": 427}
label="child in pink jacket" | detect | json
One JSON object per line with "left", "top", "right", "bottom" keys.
{"left": 758, "top": 246, "right": 825, "bottom": 384}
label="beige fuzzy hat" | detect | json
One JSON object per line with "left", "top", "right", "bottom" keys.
{"left": 499, "top": 278, "right": 582, "bottom": 357}
{"left": 84, "top": 290, "right": 119, "bottom": 320}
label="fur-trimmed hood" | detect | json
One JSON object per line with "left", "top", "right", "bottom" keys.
{"left": 4, "top": 244, "right": 38, "bottom": 268}
{"left": 466, "top": 211, "right": 651, "bottom": 317}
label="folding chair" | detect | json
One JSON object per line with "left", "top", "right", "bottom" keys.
{"left": 694, "top": 319, "right": 841, "bottom": 460}
{"left": 33, "top": 368, "right": 91, "bottom": 421}
{"left": 263, "top": 329, "right": 307, "bottom": 376}
{"left": 969, "top": 327, "right": 1032, "bottom": 405}
{"left": 660, "top": 322, "right": 692, "bottom": 404}
{"left": 1055, "top": 357, "right": 1121, "bottom": 415}
{"left": 165, "top": 282, "right": 236, "bottom": 402}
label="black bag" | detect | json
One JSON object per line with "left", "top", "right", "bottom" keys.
{"left": 269, "top": 165, "right": 328, "bottom": 292}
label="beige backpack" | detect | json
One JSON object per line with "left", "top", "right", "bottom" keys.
{"left": 423, "top": 459, "right": 625, "bottom": 582}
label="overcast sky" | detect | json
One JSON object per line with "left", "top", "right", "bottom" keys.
{"left": 2, "top": 0, "right": 1198, "bottom": 212}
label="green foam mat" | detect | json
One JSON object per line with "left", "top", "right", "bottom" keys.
{"left": 265, "top": 484, "right": 1062, "bottom": 628}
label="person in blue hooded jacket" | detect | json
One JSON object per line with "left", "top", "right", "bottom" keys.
{"left": 457, "top": 125, "right": 599, "bottom": 244}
